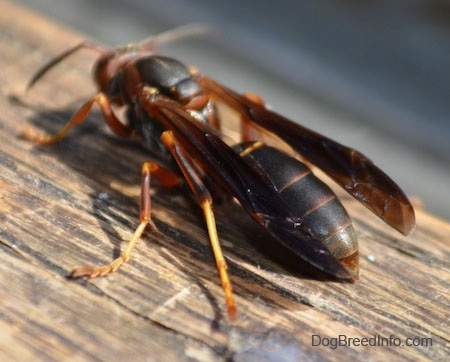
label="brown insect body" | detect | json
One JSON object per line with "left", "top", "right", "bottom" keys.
{"left": 233, "top": 141, "right": 359, "bottom": 277}
{"left": 24, "top": 27, "right": 415, "bottom": 318}
{"left": 96, "top": 51, "right": 359, "bottom": 279}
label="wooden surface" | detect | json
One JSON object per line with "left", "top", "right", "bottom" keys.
{"left": 1, "top": 1, "right": 449, "bottom": 361}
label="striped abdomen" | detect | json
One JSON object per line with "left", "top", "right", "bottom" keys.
{"left": 234, "top": 141, "right": 359, "bottom": 278}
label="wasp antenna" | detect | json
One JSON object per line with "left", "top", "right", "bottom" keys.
{"left": 136, "top": 23, "right": 215, "bottom": 51}
{"left": 27, "top": 41, "right": 105, "bottom": 91}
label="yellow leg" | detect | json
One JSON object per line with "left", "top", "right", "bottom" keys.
{"left": 22, "top": 93, "right": 132, "bottom": 145}
{"left": 71, "top": 161, "right": 157, "bottom": 278}
{"left": 202, "top": 200, "right": 236, "bottom": 319}
{"left": 160, "top": 130, "right": 237, "bottom": 319}
{"left": 71, "top": 220, "right": 151, "bottom": 278}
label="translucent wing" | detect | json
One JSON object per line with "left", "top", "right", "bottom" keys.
{"left": 197, "top": 75, "right": 415, "bottom": 235}
{"left": 140, "top": 95, "right": 354, "bottom": 279}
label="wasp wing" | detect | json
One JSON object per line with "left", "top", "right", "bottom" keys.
{"left": 139, "top": 95, "right": 354, "bottom": 279}
{"left": 197, "top": 75, "right": 415, "bottom": 236}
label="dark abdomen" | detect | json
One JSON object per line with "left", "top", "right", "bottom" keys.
{"left": 234, "top": 141, "right": 358, "bottom": 276}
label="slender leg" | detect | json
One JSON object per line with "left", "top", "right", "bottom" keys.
{"left": 160, "top": 130, "right": 237, "bottom": 319}
{"left": 22, "top": 93, "right": 133, "bottom": 144}
{"left": 240, "top": 93, "right": 267, "bottom": 142}
{"left": 239, "top": 93, "right": 301, "bottom": 162}
{"left": 146, "top": 162, "right": 181, "bottom": 189}
{"left": 71, "top": 161, "right": 158, "bottom": 278}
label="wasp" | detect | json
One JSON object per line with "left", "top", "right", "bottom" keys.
{"left": 23, "top": 26, "right": 415, "bottom": 318}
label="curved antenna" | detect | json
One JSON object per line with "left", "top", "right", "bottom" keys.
{"left": 135, "top": 23, "right": 215, "bottom": 51}
{"left": 27, "top": 24, "right": 214, "bottom": 91}
{"left": 27, "top": 41, "right": 105, "bottom": 90}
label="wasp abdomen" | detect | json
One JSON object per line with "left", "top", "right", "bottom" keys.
{"left": 235, "top": 141, "right": 359, "bottom": 277}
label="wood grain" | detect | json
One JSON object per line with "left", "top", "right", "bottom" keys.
{"left": 0, "top": 1, "right": 449, "bottom": 360}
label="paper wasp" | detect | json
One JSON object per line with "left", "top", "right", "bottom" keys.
{"left": 23, "top": 26, "right": 415, "bottom": 318}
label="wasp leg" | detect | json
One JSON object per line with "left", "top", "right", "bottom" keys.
{"left": 146, "top": 163, "right": 181, "bottom": 189}
{"left": 239, "top": 93, "right": 270, "bottom": 142}
{"left": 22, "top": 93, "right": 133, "bottom": 144}
{"left": 160, "top": 130, "right": 237, "bottom": 319}
{"left": 71, "top": 161, "right": 159, "bottom": 278}
{"left": 239, "top": 93, "right": 303, "bottom": 162}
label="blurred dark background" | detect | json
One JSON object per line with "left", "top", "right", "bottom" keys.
{"left": 16, "top": 0, "right": 450, "bottom": 220}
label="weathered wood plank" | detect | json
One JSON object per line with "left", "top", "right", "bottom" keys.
{"left": 0, "top": 1, "right": 449, "bottom": 360}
